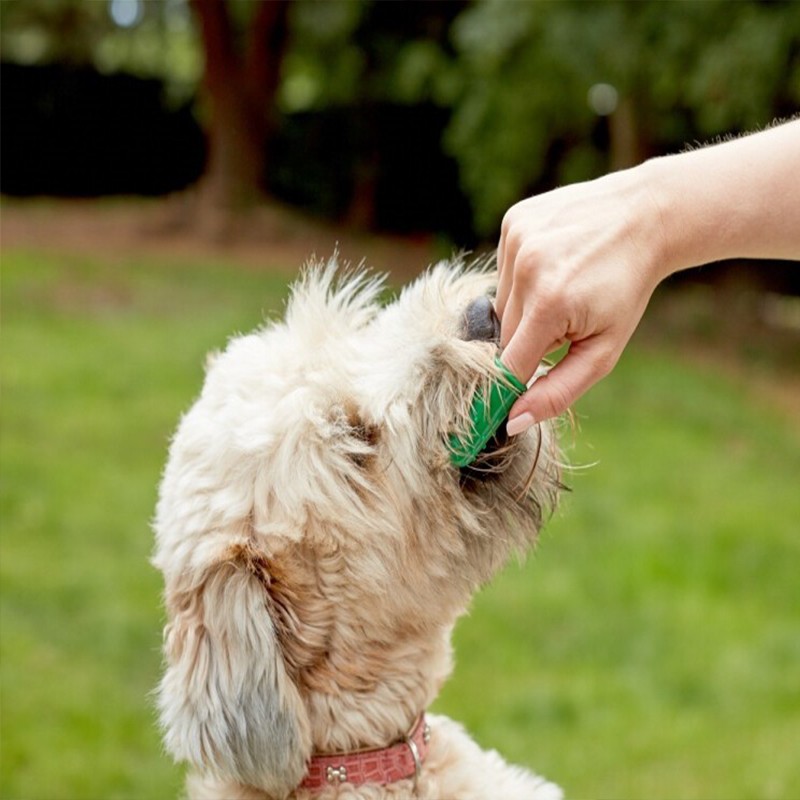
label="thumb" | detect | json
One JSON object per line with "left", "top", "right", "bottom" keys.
{"left": 506, "top": 337, "right": 616, "bottom": 430}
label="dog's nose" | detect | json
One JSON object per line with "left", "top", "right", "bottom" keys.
{"left": 462, "top": 296, "right": 501, "bottom": 343}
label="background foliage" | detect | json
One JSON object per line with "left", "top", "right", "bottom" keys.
{"left": 2, "top": 0, "right": 799, "bottom": 236}
{"left": 446, "top": 0, "right": 800, "bottom": 232}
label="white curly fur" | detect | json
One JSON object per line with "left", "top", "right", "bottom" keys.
{"left": 153, "top": 257, "right": 564, "bottom": 799}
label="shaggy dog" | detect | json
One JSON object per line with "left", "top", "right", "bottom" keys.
{"left": 153, "top": 259, "right": 564, "bottom": 800}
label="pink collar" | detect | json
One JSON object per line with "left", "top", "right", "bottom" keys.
{"left": 299, "top": 715, "right": 431, "bottom": 793}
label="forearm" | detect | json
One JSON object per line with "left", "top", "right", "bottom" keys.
{"left": 643, "top": 119, "right": 800, "bottom": 281}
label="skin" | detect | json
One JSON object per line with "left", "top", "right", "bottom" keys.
{"left": 497, "top": 118, "right": 800, "bottom": 435}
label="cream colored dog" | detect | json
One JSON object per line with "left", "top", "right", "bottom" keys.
{"left": 153, "top": 259, "right": 564, "bottom": 800}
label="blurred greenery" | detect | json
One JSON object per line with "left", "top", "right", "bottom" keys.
{"left": 2, "top": 249, "right": 799, "bottom": 799}
{"left": 0, "top": 0, "right": 201, "bottom": 103}
{"left": 445, "top": 0, "right": 800, "bottom": 232}
{"left": 2, "top": 0, "right": 798, "bottom": 234}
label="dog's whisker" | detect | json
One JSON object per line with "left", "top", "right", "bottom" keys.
{"left": 510, "top": 425, "right": 544, "bottom": 501}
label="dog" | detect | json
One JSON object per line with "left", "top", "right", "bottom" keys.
{"left": 153, "top": 258, "right": 564, "bottom": 799}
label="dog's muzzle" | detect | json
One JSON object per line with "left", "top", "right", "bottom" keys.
{"left": 451, "top": 296, "right": 522, "bottom": 472}
{"left": 462, "top": 296, "right": 501, "bottom": 344}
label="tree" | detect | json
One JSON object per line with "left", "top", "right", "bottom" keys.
{"left": 444, "top": 0, "right": 800, "bottom": 236}
{"left": 279, "top": 0, "right": 463, "bottom": 229}
{"left": 190, "top": 0, "right": 289, "bottom": 213}
{"left": 0, "top": 0, "right": 290, "bottom": 222}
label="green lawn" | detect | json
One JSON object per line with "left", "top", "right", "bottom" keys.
{"left": 2, "top": 249, "right": 798, "bottom": 800}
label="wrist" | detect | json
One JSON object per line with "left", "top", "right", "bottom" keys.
{"left": 637, "top": 154, "right": 721, "bottom": 281}
{"left": 616, "top": 159, "right": 678, "bottom": 288}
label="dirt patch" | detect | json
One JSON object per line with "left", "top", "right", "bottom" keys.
{"left": 0, "top": 196, "right": 443, "bottom": 284}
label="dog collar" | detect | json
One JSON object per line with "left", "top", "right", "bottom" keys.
{"left": 299, "top": 715, "right": 431, "bottom": 792}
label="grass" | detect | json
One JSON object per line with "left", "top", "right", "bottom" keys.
{"left": 439, "top": 352, "right": 800, "bottom": 798}
{"left": 2, "top": 248, "right": 798, "bottom": 800}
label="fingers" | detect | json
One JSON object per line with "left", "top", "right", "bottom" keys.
{"left": 495, "top": 262, "right": 514, "bottom": 321}
{"left": 495, "top": 207, "right": 525, "bottom": 319}
{"left": 506, "top": 337, "right": 618, "bottom": 432}
{"left": 496, "top": 224, "right": 506, "bottom": 281}
{"left": 499, "top": 308, "right": 558, "bottom": 386}
{"left": 499, "top": 292, "right": 522, "bottom": 350}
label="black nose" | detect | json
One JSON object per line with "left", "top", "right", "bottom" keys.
{"left": 462, "top": 296, "right": 501, "bottom": 343}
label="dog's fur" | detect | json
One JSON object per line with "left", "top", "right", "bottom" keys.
{"left": 153, "top": 259, "right": 564, "bottom": 799}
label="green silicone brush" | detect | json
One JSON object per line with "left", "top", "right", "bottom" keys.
{"left": 449, "top": 358, "right": 527, "bottom": 468}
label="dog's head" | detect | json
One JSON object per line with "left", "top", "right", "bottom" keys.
{"left": 154, "top": 257, "right": 562, "bottom": 795}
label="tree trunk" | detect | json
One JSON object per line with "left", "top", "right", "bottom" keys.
{"left": 191, "top": 0, "right": 289, "bottom": 216}
{"left": 609, "top": 94, "right": 642, "bottom": 172}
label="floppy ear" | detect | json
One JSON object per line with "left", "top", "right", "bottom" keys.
{"left": 157, "top": 542, "right": 311, "bottom": 798}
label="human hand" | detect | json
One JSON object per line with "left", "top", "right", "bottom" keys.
{"left": 496, "top": 167, "right": 668, "bottom": 434}
{"left": 496, "top": 120, "right": 800, "bottom": 435}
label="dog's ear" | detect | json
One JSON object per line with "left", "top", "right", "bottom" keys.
{"left": 157, "top": 542, "right": 311, "bottom": 798}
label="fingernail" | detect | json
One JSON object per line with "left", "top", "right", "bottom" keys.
{"left": 507, "top": 412, "right": 535, "bottom": 437}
